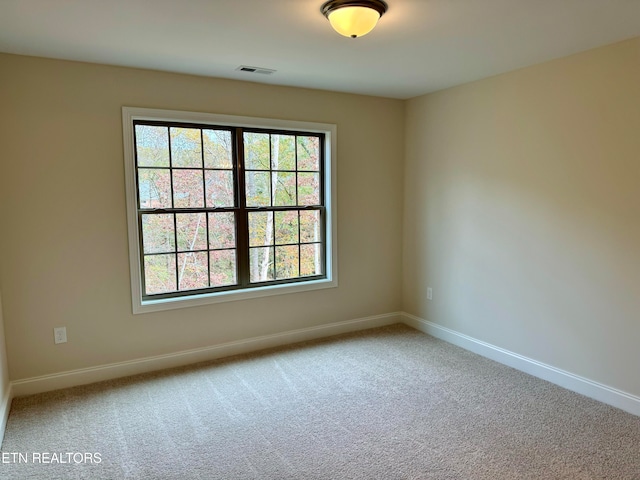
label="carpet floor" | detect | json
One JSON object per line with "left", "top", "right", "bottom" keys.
{"left": 1, "top": 324, "right": 638, "bottom": 479}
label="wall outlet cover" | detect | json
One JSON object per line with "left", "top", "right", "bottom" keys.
{"left": 54, "top": 327, "right": 67, "bottom": 344}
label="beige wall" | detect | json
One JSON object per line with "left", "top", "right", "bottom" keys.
{"left": 2, "top": 37, "right": 638, "bottom": 400}
{"left": 0, "top": 53, "right": 405, "bottom": 380}
{"left": 404, "top": 37, "right": 640, "bottom": 397}
{"left": 0, "top": 290, "right": 9, "bottom": 403}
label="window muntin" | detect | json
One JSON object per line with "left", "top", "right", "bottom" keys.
{"left": 133, "top": 121, "right": 326, "bottom": 301}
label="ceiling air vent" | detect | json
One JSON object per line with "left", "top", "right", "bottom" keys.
{"left": 236, "top": 65, "right": 276, "bottom": 75}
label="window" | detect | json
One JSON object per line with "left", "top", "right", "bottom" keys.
{"left": 123, "top": 108, "right": 337, "bottom": 313}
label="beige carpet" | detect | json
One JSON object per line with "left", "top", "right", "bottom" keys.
{"left": 1, "top": 324, "right": 639, "bottom": 479}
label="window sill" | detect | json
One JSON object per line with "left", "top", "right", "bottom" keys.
{"left": 134, "top": 277, "right": 338, "bottom": 314}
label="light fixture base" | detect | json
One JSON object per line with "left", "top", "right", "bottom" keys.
{"left": 321, "top": 0, "right": 388, "bottom": 18}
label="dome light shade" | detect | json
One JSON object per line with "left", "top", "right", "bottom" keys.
{"left": 327, "top": 6, "right": 380, "bottom": 38}
{"left": 321, "top": 0, "right": 388, "bottom": 38}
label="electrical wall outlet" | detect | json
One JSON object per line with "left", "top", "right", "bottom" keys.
{"left": 53, "top": 326, "right": 67, "bottom": 344}
{"left": 427, "top": 287, "right": 433, "bottom": 300}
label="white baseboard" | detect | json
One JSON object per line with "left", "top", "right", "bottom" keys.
{"left": 11, "top": 312, "right": 402, "bottom": 397}
{"left": 0, "top": 384, "right": 12, "bottom": 447}
{"left": 11, "top": 311, "right": 637, "bottom": 418}
{"left": 401, "top": 313, "right": 640, "bottom": 417}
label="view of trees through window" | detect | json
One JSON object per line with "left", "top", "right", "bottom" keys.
{"left": 134, "top": 121, "right": 324, "bottom": 298}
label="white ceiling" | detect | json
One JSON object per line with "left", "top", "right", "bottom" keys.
{"left": 1, "top": 0, "right": 639, "bottom": 99}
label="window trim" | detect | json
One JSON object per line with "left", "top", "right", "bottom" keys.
{"left": 122, "top": 107, "right": 338, "bottom": 314}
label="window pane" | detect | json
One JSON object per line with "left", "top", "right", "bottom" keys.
{"left": 244, "top": 133, "right": 270, "bottom": 170}
{"left": 297, "top": 136, "right": 320, "bottom": 171}
{"left": 250, "top": 247, "right": 274, "bottom": 282}
{"left": 273, "top": 172, "right": 296, "bottom": 206}
{"left": 275, "top": 246, "right": 299, "bottom": 279}
{"left": 210, "top": 250, "right": 237, "bottom": 287}
{"left": 142, "top": 214, "right": 175, "bottom": 254}
{"left": 170, "top": 127, "right": 202, "bottom": 168}
{"left": 272, "top": 134, "right": 295, "bottom": 171}
{"left": 245, "top": 171, "right": 271, "bottom": 207}
{"left": 173, "top": 169, "right": 204, "bottom": 208}
{"left": 301, "top": 244, "right": 322, "bottom": 276}
{"left": 203, "top": 129, "right": 232, "bottom": 168}
{"left": 177, "top": 252, "right": 209, "bottom": 290}
{"left": 136, "top": 125, "right": 169, "bottom": 167}
{"left": 209, "top": 212, "right": 236, "bottom": 249}
{"left": 138, "top": 169, "right": 172, "bottom": 209}
{"left": 132, "top": 117, "right": 327, "bottom": 301}
{"left": 300, "top": 210, "right": 321, "bottom": 243}
{"left": 275, "top": 211, "right": 298, "bottom": 245}
{"left": 249, "top": 212, "right": 273, "bottom": 247}
{"left": 205, "top": 170, "right": 234, "bottom": 207}
{"left": 176, "top": 213, "right": 207, "bottom": 252}
{"left": 298, "top": 172, "right": 320, "bottom": 206}
{"left": 144, "top": 254, "right": 176, "bottom": 295}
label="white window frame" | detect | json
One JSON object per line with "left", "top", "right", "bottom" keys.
{"left": 122, "top": 107, "right": 338, "bottom": 314}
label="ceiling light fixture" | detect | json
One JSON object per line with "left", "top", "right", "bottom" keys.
{"left": 321, "top": 0, "right": 388, "bottom": 38}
